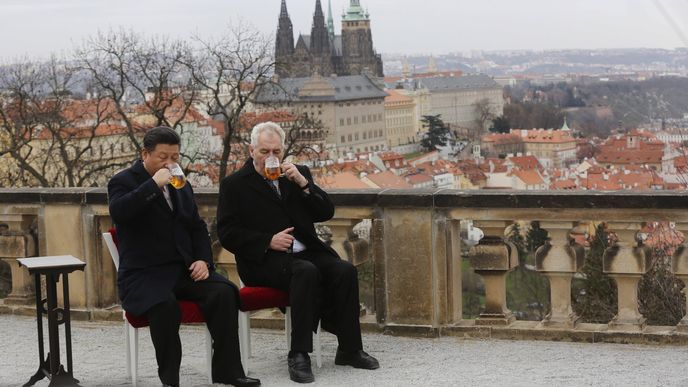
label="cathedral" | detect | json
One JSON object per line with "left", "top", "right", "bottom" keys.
{"left": 275, "top": 0, "right": 384, "bottom": 78}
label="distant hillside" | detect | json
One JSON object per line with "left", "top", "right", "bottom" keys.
{"left": 507, "top": 77, "right": 688, "bottom": 136}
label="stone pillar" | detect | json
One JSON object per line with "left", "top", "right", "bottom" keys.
{"left": 535, "top": 221, "right": 584, "bottom": 328}
{"left": 381, "top": 208, "right": 435, "bottom": 326}
{"left": 670, "top": 222, "right": 688, "bottom": 332}
{"left": 325, "top": 218, "right": 358, "bottom": 263}
{"left": 466, "top": 221, "right": 518, "bottom": 326}
{"left": 603, "top": 222, "right": 652, "bottom": 331}
{"left": 0, "top": 215, "right": 37, "bottom": 306}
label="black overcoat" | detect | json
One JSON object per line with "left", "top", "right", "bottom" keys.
{"left": 108, "top": 160, "right": 234, "bottom": 316}
{"left": 216, "top": 158, "right": 338, "bottom": 283}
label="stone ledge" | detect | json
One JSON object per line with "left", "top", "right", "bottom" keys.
{"left": 441, "top": 320, "right": 688, "bottom": 345}
{"left": 3, "top": 188, "right": 688, "bottom": 210}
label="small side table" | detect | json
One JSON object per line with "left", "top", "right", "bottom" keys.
{"left": 17, "top": 255, "right": 86, "bottom": 387}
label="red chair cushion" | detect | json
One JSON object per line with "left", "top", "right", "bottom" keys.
{"left": 239, "top": 287, "right": 290, "bottom": 312}
{"left": 110, "top": 229, "right": 206, "bottom": 327}
{"left": 108, "top": 227, "right": 119, "bottom": 246}
{"left": 125, "top": 300, "right": 206, "bottom": 328}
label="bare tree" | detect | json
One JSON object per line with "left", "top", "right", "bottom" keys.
{"left": 472, "top": 98, "right": 496, "bottom": 135}
{"left": 0, "top": 57, "right": 129, "bottom": 187}
{"left": 76, "top": 29, "right": 197, "bottom": 154}
{"left": 181, "top": 23, "right": 277, "bottom": 178}
{"left": 283, "top": 113, "right": 325, "bottom": 161}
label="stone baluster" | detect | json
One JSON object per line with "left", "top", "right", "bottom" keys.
{"left": 0, "top": 226, "right": 37, "bottom": 307}
{"left": 535, "top": 221, "right": 585, "bottom": 327}
{"left": 324, "top": 218, "right": 359, "bottom": 263}
{"left": 670, "top": 222, "right": 688, "bottom": 331}
{"left": 466, "top": 221, "right": 519, "bottom": 326}
{"left": 603, "top": 222, "right": 652, "bottom": 331}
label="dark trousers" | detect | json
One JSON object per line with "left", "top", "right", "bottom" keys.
{"left": 146, "top": 275, "right": 245, "bottom": 385}
{"left": 240, "top": 249, "right": 364, "bottom": 353}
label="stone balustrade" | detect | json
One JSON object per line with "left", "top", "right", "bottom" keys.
{"left": 1, "top": 188, "right": 688, "bottom": 344}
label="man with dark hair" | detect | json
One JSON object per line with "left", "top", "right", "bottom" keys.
{"left": 217, "top": 122, "right": 379, "bottom": 384}
{"left": 108, "top": 126, "right": 259, "bottom": 387}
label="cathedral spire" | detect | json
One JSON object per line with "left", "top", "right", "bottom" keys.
{"left": 280, "top": 0, "right": 289, "bottom": 18}
{"left": 310, "top": 0, "right": 331, "bottom": 55}
{"left": 327, "top": 0, "right": 335, "bottom": 41}
{"left": 275, "top": 0, "right": 294, "bottom": 75}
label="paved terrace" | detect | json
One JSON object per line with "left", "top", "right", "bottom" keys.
{"left": 2, "top": 314, "right": 688, "bottom": 387}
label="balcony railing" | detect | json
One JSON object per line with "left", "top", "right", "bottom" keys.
{"left": 1, "top": 188, "right": 688, "bottom": 344}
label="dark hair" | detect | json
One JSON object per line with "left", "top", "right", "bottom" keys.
{"left": 143, "top": 126, "right": 180, "bottom": 152}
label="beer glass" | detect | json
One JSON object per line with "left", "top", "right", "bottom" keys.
{"left": 264, "top": 155, "right": 281, "bottom": 181}
{"left": 168, "top": 162, "right": 186, "bottom": 189}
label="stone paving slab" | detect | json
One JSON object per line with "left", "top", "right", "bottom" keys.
{"left": 2, "top": 314, "right": 688, "bottom": 386}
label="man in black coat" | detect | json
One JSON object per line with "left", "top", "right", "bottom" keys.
{"left": 216, "top": 122, "right": 379, "bottom": 384}
{"left": 108, "top": 126, "right": 259, "bottom": 387}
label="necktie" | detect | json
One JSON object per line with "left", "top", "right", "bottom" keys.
{"left": 162, "top": 185, "right": 174, "bottom": 210}
{"left": 266, "top": 179, "right": 281, "bottom": 198}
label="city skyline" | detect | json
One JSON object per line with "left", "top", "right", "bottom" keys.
{"left": 0, "top": 0, "right": 686, "bottom": 59}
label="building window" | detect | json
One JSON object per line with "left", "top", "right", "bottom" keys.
{"left": 340, "top": 118, "right": 344, "bottom": 126}
{"left": 347, "top": 118, "right": 351, "bottom": 125}
{"left": 348, "top": 134, "right": 352, "bottom": 142}
{"left": 363, "top": 132, "right": 367, "bottom": 140}
{"left": 362, "top": 116, "right": 366, "bottom": 123}
{"left": 341, "top": 135, "right": 345, "bottom": 143}
{"left": 355, "top": 133, "right": 359, "bottom": 141}
{"left": 354, "top": 117, "right": 358, "bottom": 124}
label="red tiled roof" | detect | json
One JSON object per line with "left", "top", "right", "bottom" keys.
{"left": 364, "top": 171, "right": 412, "bottom": 189}
{"left": 316, "top": 172, "right": 369, "bottom": 189}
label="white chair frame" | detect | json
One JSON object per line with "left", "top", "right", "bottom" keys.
{"left": 237, "top": 289, "right": 322, "bottom": 374}
{"left": 102, "top": 232, "right": 213, "bottom": 386}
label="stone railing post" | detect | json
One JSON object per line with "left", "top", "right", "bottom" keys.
{"left": 466, "top": 221, "right": 518, "bottom": 326}
{"left": 603, "top": 222, "right": 652, "bottom": 331}
{"left": 324, "top": 218, "right": 359, "bottom": 264}
{"left": 535, "top": 221, "right": 584, "bottom": 327}
{"left": 0, "top": 215, "right": 37, "bottom": 307}
{"left": 670, "top": 222, "right": 688, "bottom": 331}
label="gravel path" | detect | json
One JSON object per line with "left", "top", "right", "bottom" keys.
{"left": 1, "top": 314, "right": 687, "bottom": 386}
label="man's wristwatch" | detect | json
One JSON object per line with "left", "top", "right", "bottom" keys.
{"left": 299, "top": 181, "right": 309, "bottom": 190}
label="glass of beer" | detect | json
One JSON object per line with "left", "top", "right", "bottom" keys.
{"left": 264, "top": 155, "right": 281, "bottom": 181}
{"left": 168, "top": 163, "right": 186, "bottom": 189}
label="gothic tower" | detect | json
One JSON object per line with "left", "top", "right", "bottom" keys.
{"left": 309, "top": 0, "right": 333, "bottom": 75}
{"left": 275, "top": 0, "right": 294, "bottom": 77}
{"left": 341, "top": 0, "right": 383, "bottom": 76}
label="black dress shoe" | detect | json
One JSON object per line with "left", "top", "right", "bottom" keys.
{"left": 288, "top": 351, "right": 315, "bottom": 383}
{"left": 225, "top": 376, "right": 261, "bottom": 387}
{"left": 334, "top": 348, "right": 380, "bottom": 370}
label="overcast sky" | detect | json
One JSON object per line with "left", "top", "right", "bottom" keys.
{"left": 1, "top": 0, "right": 686, "bottom": 59}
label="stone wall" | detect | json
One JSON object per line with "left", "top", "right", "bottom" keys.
{"left": 2, "top": 188, "right": 688, "bottom": 344}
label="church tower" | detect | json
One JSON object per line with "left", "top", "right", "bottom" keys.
{"left": 275, "top": 0, "right": 294, "bottom": 77}
{"left": 341, "top": 0, "right": 383, "bottom": 76}
{"left": 309, "top": 0, "right": 333, "bottom": 75}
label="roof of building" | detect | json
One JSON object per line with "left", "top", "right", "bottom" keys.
{"left": 511, "top": 169, "right": 544, "bottom": 186}
{"left": 384, "top": 89, "right": 413, "bottom": 104}
{"left": 405, "top": 173, "right": 434, "bottom": 185}
{"left": 316, "top": 171, "right": 369, "bottom": 189}
{"left": 417, "top": 74, "right": 501, "bottom": 92}
{"left": 364, "top": 171, "right": 412, "bottom": 188}
{"left": 257, "top": 74, "right": 387, "bottom": 103}
{"left": 511, "top": 129, "right": 576, "bottom": 144}
{"left": 507, "top": 155, "right": 542, "bottom": 171}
